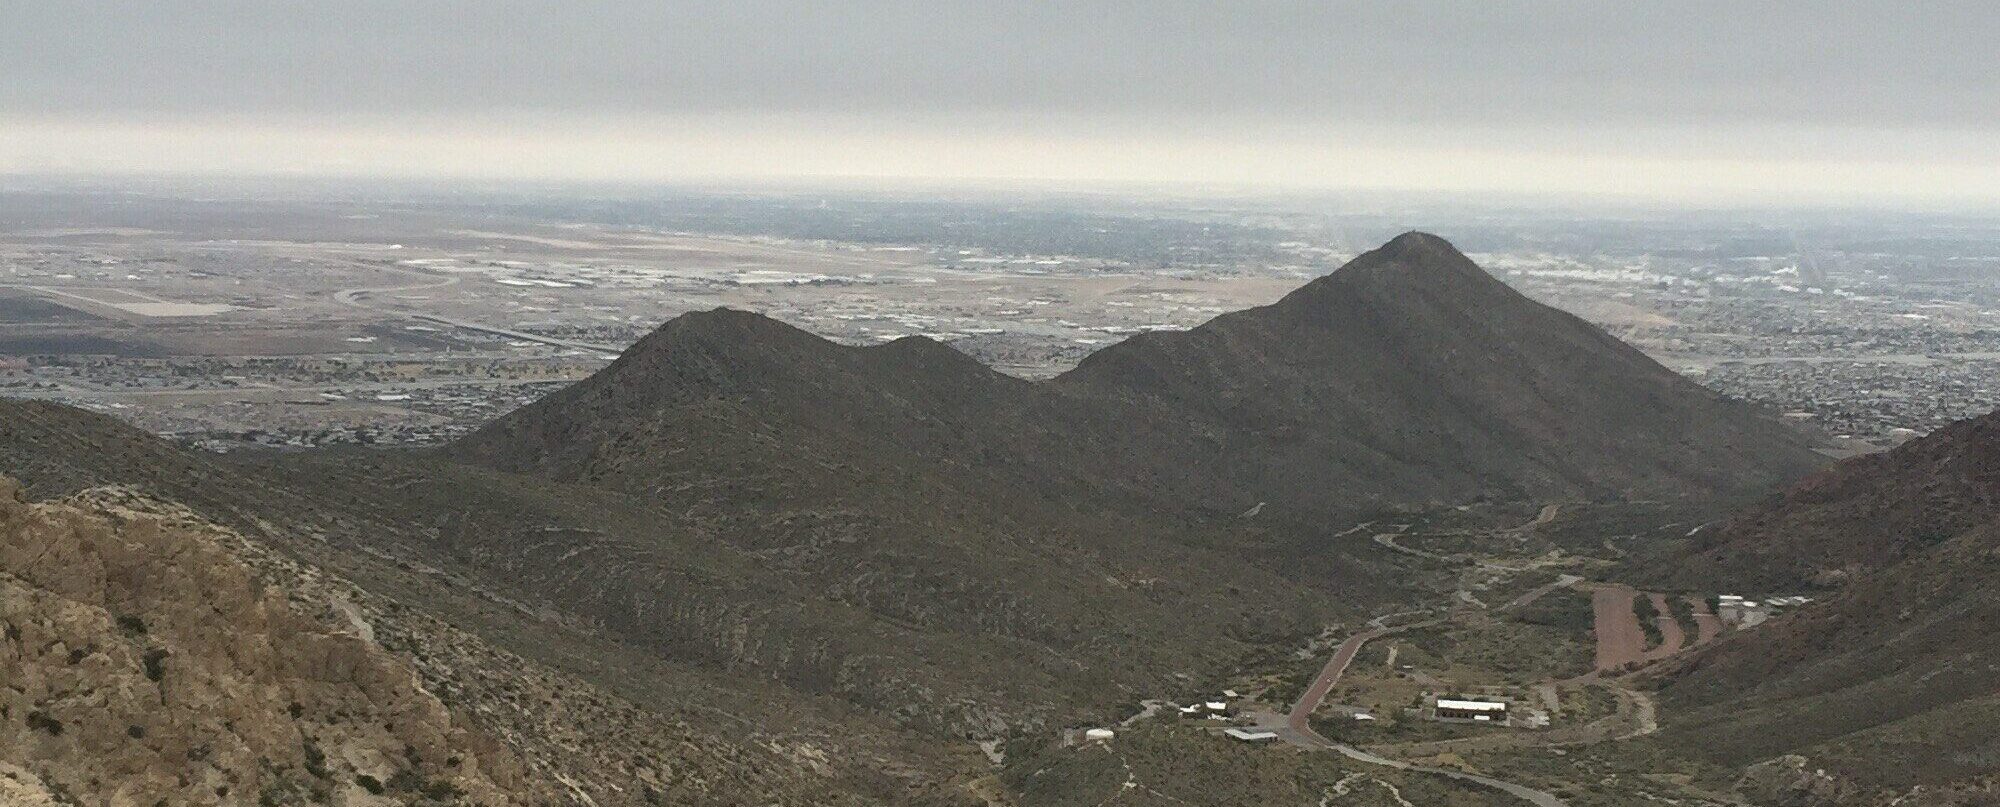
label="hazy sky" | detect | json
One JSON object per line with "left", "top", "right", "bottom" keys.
{"left": 4, "top": 1, "right": 1997, "bottom": 204}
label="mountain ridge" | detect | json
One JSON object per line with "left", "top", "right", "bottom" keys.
{"left": 462, "top": 231, "right": 1822, "bottom": 515}
{"left": 1666, "top": 407, "right": 2000, "bottom": 591}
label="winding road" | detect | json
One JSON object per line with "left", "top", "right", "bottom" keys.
{"left": 1274, "top": 569, "right": 1579, "bottom": 806}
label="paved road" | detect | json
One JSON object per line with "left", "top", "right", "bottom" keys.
{"left": 1273, "top": 571, "right": 1578, "bottom": 807}
{"left": 1516, "top": 503, "right": 1563, "bottom": 531}
{"left": 1372, "top": 531, "right": 1447, "bottom": 561}
{"left": 1281, "top": 694, "right": 1567, "bottom": 807}
{"left": 1320, "top": 741, "right": 1569, "bottom": 807}
{"left": 1291, "top": 575, "right": 1580, "bottom": 731}
{"left": 406, "top": 313, "right": 623, "bottom": 355}
{"left": 1286, "top": 629, "right": 1389, "bottom": 735}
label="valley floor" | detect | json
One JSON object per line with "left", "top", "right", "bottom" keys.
{"left": 997, "top": 502, "right": 1767, "bottom": 807}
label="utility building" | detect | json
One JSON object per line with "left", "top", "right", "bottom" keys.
{"left": 1433, "top": 697, "right": 1509, "bottom": 723}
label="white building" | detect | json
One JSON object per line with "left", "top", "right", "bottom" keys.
{"left": 1434, "top": 697, "right": 1509, "bottom": 723}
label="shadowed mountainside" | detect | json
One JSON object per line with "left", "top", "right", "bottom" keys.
{"left": 1668, "top": 408, "right": 2000, "bottom": 591}
{"left": 1655, "top": 408, "right": 2000, "bottom": 805}
{"left": 0, "top": 401, "right": 984, "bottom": 804}
{"left": 1056, "top": 232, "right": 1822, "bottom": 509}
{"left": 458, "top": 232, "right": 1820, "bottom": 520}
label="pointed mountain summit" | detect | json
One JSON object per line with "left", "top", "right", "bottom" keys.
{"left": 1058, "top": 231, "right": 1824, "bottom": 508}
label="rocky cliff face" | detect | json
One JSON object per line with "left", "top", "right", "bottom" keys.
{"left": 0, "top": 476, "right": 542, "bottom": 806}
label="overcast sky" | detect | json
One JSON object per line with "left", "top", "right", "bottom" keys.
{"left": 4, "top": 1, "right": 1996, "bottom": 204}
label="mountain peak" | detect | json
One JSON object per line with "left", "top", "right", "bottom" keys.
{"left": 615, "top": 306, "right": 834, "bottom": 366}
{"left": 1262, "top": 231, "right": 1507, "bottom": 320}
{"left": 653, "top": 306, "right": 808, "bottom": 341}
{"left": 1381, "top": 230, "right": 1464, "bottom": 258}
{"left": 1333, "top": 231, "right": 1489, "bottom": 285}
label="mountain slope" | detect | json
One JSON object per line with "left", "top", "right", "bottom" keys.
{"left": 0, "top": 232, "right": 1829, "bottom": 804}
{"left": 0, "top": 400, "right": 983, "bottom": 804}
{"left": 1654, "top": 408, "right": 2000, "bottom": 804}
{"left": 0, "top": 397, "right": 1367, "bottom": 801}
{"left": 0, "top": 477, "right": 544, "bottom": 806}
{"left": 1669, "top": 408, "right": 2000, "bottom": 591}
{"left": 459, "top": 232, "right": 1819, "bottom": 523}
{"left": 438, "top": 232, "right": 1821, "bottom": 749}
{"left": 1057, "top": 231, "right": 1823, "bottom": 509}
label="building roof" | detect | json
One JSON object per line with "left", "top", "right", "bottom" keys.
{"left": 1223, "top": 728, "right": 1279, "bottom": 741}
{"left": 1435, "top": 699, "right": 1508, "bottom": 712}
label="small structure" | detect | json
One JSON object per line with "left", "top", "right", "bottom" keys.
{"left": 1223, "top": 728, "right": 1278, "bottom": 742}
{"left": 1204, "top": 701, "right": 1229, "bottom": 714}
{"left": 1728, "top": 593, "right": 1812, "bottom": 626}
{"left": 1434, "top": 697, "right": 1509, "bottom": 723}
{"left": 1082, "top": 728, "right": 1115, "bottom": 742}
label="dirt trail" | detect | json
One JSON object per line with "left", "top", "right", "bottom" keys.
{"left": 1517, "top": 503, "right": 1563, "bottom": 531}
{"left": 1686, "top": 595, "right": 1722, "bottom": 645}
{"left": 1590, "top": 585, "right": 1646, "bottom": 672}
{"left": 1641, "top": 593, "right": 1686, "bottom": 662}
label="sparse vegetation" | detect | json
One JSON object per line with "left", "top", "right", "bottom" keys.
{"left": 1633, "top": 593, "right": 1665, "bottom": 647}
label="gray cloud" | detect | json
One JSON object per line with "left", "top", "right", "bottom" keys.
{"left": 7, "top": 1, "right": 1994, "bottom": 127}
{"left": 3, "top": 1, "right": 1997, "bottom": 200}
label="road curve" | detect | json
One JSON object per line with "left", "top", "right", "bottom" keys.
{"left": 1320, "top": 740, "right": 1569, "bottom": 807}
{"left": 1279, "top": 578, "right": 1578, "bottom": 807}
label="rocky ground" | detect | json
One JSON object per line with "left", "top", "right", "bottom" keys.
{"left": 0, "top": 476, "right": 542, "bottom": 805}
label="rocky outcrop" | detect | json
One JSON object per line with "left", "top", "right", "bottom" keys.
{"left": 0, "top": 476, "right": 542, "bottom": 806}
